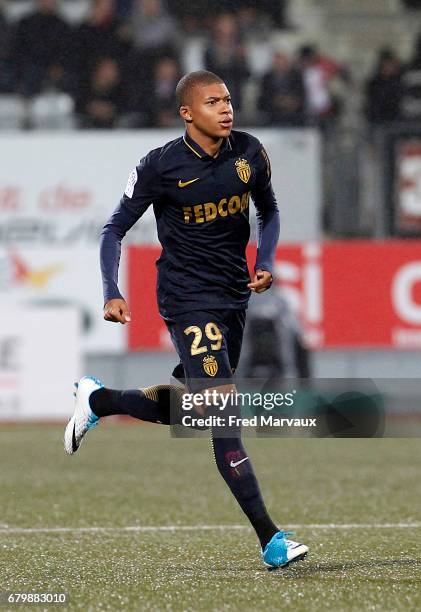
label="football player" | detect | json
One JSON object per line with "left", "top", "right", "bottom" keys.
{"left": 64, "top": 70, "right": 308, "bottom": 570}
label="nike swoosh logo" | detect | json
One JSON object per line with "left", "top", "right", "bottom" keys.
{"left": 71, "top": 421, "right": 78, "bottom": 453}
{"left": 230, "top": 457, "right": 249, "bottom": 468}
{"left": 178, "top": 178, "right": 200, "bottom": 188}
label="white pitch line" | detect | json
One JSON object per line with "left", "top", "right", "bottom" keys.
{"left": 0, "top": 523, "right": 420, "bottom": 534}
{"left": 287, "top": 523, "right": 421, "bottom": 529}
{"left": 0, "top": 525, "right": 247, "bottom": 534}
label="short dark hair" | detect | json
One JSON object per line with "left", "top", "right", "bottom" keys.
{"left": 175, "top": 70, "right": 224, "bottom": 108}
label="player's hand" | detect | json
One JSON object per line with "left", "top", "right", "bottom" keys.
{"left": 103, "top": 299, "right": 131, "bottom": 324}
{"left": 248, "top": 269, "right": 273, "bottom": 293}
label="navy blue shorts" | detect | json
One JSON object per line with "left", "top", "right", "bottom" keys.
{"left": 165, "top": 309, "right": 246, "bottom": 392}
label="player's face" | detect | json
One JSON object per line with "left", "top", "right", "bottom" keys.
{"left": 182, "top": 82, "right": 234, "bottom": 139}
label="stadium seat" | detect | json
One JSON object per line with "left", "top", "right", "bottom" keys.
{"left": 0, "top": 94, "right": 26, "bottom": 129}
{"left": 28, "top": 93, "right": 76, "bottom": 129}
{"left": 4, "top": 0, "right": 90, "bottom": 23}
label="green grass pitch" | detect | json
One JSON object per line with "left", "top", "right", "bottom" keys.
{"left": 0, "top": 423, "right": 420, "bottom": 611}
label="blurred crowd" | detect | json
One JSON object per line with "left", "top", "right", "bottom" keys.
{"left": 0, "top": 0, "right": 421, "bottom": 129}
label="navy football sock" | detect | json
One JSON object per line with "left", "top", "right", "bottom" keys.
{"left": 89, "top": 385, "right": 181, "bottom": 425}
{"left": 211, "top": 407, "right": 278, "bottom": 549}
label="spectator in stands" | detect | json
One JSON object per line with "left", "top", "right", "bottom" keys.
{"left": 71, "top": 0, "right": 130, "bottom": 80}
{"left": 0, "top": 0, "right": 14, "bottom": 92}
{"left": 241, "top": 289, "right": 311, "bottom": 380}
{"left": 162, "top": 0, "right": 204, "bottom": 31}
{"left": 237, "top": 0, "right": 289, "bottom": 30}
{"left": 130, "top": 0, "right": 179, "bottom": 58}
{"left": 71, "top": 0, "right": 133, "bottom": 120}
{"left": 298, "top": 44, "right": 348, "bottom": 128}
{"left": 365, "top": 49, "right": 403, "bottom": 125}
{"left": 402, "top": 33, "right": 421, "bottom": 120}
{"left": 170, "top": 0, "right": 288, "bottom": 29}
{"left": 119, "top": 0, "right": 180, "bottom": 125}
{"left": 115, "top": 0, "right": 132, "bottom": 20}
{"left": 12, "top": 0, "right": 71, "bottom": 97}
{"left": 204, "top": 13, "right": 250, "bottom": 113}
{"left": 236, "top": 5, "right": 272, "bottom": 38}
{"left": 141, "top": 56, "right": 181, "bottom": 127}
{"left": 75, "top": 57, "right": 127, "bottom": 128}
{"left": 257, "top": 50, "right": 306, "bottom": 126}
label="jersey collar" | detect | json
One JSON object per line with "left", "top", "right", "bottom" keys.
{"left": 183, "top": 131, "right": 232, "bottom": 159}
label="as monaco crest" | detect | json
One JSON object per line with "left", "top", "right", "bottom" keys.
{"left": 203, "top": 355, "right": 218, "bottom": 377}
{"left": 235, "top": 158, "right": 251, "bottom": 184}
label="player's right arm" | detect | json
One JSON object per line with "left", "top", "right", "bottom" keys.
{"left": 100, "top": 149, "right": 161, "bottom": 323}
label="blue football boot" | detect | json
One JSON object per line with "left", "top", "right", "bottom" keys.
{"left": 262, "top": 531, "right": 308, "bottom": 570}
{"left": 64, "top": 376, "right": 103, "bottom": 455}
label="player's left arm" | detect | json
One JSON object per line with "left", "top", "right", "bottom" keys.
{"left": 248, "top": 144, "right": 280, "bottom": 293}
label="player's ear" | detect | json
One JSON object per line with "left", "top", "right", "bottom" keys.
{"left": 180, "top": 105, "right": 193, "bottom": 123}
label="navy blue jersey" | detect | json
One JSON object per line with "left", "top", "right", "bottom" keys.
{"left": 101, "top": 130, "right": 280, "bottom": 318}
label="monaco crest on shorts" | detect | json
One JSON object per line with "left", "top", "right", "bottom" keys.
{"left": 203, "top": 354, "right": 218, "bottom": 377}
{"left": 235, "top": 158, "right": 251, "bottom": 184}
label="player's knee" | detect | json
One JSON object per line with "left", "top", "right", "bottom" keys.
{"left": 194, "top": 383, "right": 237, "bottom": 416}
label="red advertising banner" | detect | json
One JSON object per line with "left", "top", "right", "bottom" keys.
{"left": 128, "top": 241, "right": 421, "bottom": 350}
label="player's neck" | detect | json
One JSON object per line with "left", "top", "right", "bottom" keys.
{"left": 186, "top": 126, "right": 224, "bottom": 158}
